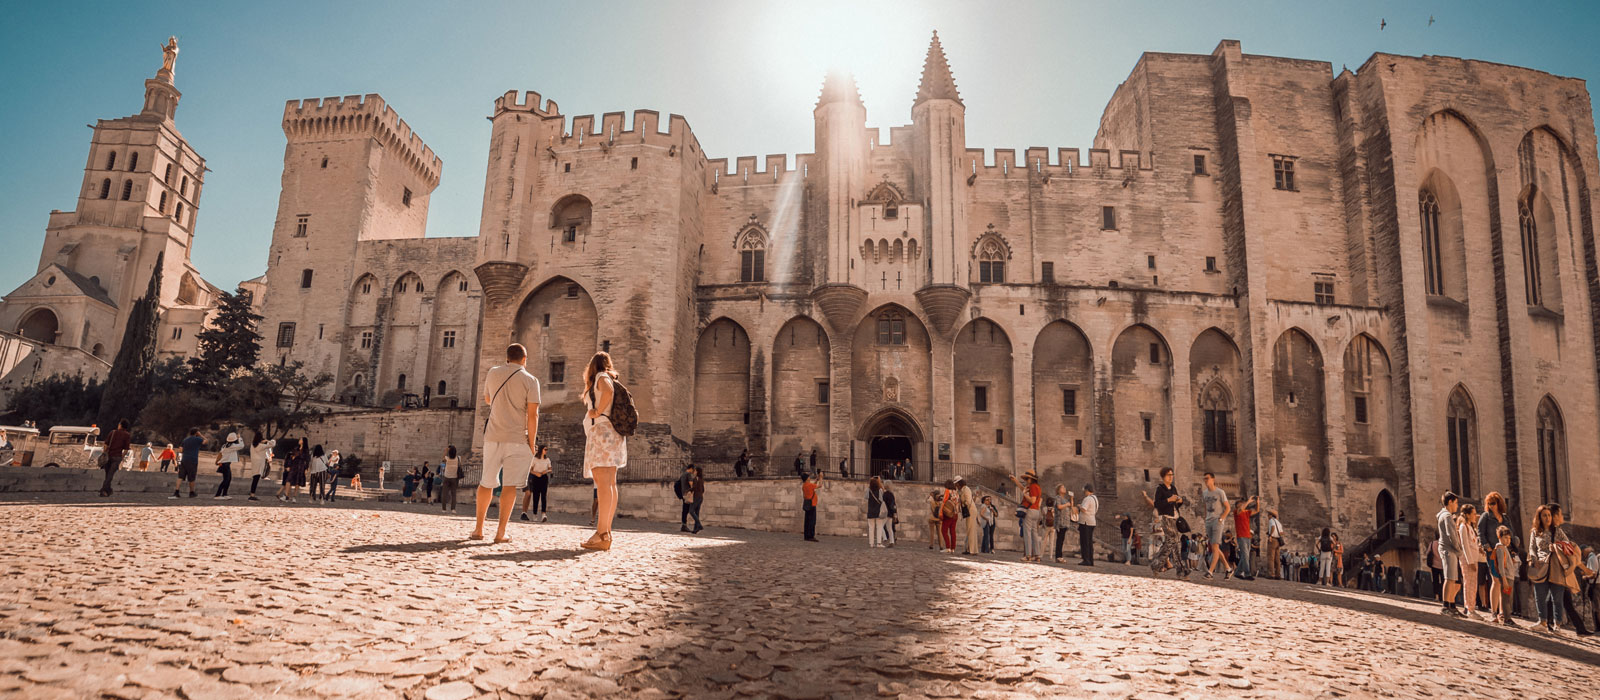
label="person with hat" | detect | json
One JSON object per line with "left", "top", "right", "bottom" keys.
{"left": 957, "top": 476, "right": 978, "bottom": 555}
{"left": 213, "top": 431, "right": 244, "bottom": 500}
{"left": 1009, "top": 469, "right": 1044, "bottom": 562}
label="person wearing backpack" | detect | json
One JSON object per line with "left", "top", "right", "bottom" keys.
{"left": 580, "top": 351, "right": 628, "bottom": 551}
{"left": 473, "top": 343, "right": 541, "bottom": 545}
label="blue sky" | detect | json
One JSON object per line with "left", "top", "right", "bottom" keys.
{"left": 2, "top": 1, "right": 1598, "bottom": 293}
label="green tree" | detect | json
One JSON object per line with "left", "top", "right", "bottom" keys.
{"left": 188, "top": 287, "right": 262, "bottom": 386}
{"left": 234, "top": 361, "right": 332, "bottom": 439}
{"left": 2, "top": 373, "right": 105, "bottom": 430}
{"left": 98, "top": 253, "right": 163, "bottom": 428}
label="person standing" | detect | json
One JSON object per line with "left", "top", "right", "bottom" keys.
{"left": 420, "top": 458, "right": 434, "bottom": 503}
{"left": 1199, "top": 472, "right": 1233, "bottom": 580}
{"left": 1332, "top": 532, "right": 1345, "bottom": 587}
{"left": 170, "top": 429, "right": 204, "bottom": 499}
{"left": 276, "top": 438, "right": 304, "bottom": 502}
{"left": 1317, "top": 527, "right": 1337, "bottom": 586}
{"left": 1265, "top": 510, "right": 1284, "bottom": 580}
{"left": 937, "top": 480, "right": 959, "bottom": 553}
{"left": 580, "top": 351, "right": 626, "bottom": 551}
{"left": 866, "top": 477, "right": 887, "bottom": 548}
{"left": 138, "top": 442, "right": 154, "bottom": 472}
{"left": 210, "top": 431, "right": 242, "bottom": 500}
{"left": 307, "top": 445, "right": 329, "bottom": 504}
{"left": 1549, "top": 504, "right": 1594, "bottom": 636}
{"left": 1075, "top": 483, "right": 1099, "bottom": 566}
{"left": 1052, "top": 485, "right": 1073, "bottom": 563}
{"left": 925, "top": 488, "right": 942, "bottom": 550}
{"left": 1141, "top": 467, "right": 1189, "bottom": 578}
{"left": 838, "top": 457, "right": 848, "bottom": 479}
{"left": 519, "top": 445, "right": 549, "bottom": 521}
{"left": 99, "top": 420, "right": 132, "bottom": 497}
{"left": 1232, "top": 495, "right": 1258, "bottom": 579}
{"left": 379, "top": 461, "right": 388, "bottom": 490}
{"left": 1490, "top": 525, "right": 1516, "bottom": 626}
{"left": 675, "top": 464, "right": 694, "bottom": 532}
{"left": 247, "top": 435, "right": 274, "bottom": 501}
{"left": 475, "top": 343, "right": 541, "bottom": 545}
{"left": 978, "top": 496, "right": 997, "bottom": 553}
{"left": 685, "top": 465, "right": 704, "bottom": 534}
{"left": 158, "top": 443, "right": 175, "bottom": 472}
{"left": 881, "top": 477, "right": 897, "bottom": 547}
{"left": 793, "top": 452, "right": 805, "bottom": 477}
{"left": 1120, "top": 515, "right": 1135, "bottom": 564}
{"left": 957, "top": 477, "right": 978, "bottom": 555}
{"left": 734, "top": 449, "right": 749, "bottom": 478}
{"left": 1009, "top": 470, "right": 1044, "bottom": 563}
{"left": 1436, "top": 491, "right": 1465, "bottom": 617}
{"left": 800, "top": 470, "right": 823, "bottom": 542}
{"left": 809, "top": 447, "right": 818, "bottom": 475}
{"left": 325, "top": 450, "right": 344, "bottom": 503}
{"left": 1477, "top": 492, "right": 1508, "bottom": 611}
{"left": 440, "top": 446, "right": 463, "bottom": 513}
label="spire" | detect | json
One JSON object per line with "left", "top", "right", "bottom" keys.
{"left": 816, "top": 70, "right": 863, "bottom": 108}
{"left": 914, "top": 31, "right": 962, "bottom": 106}
{"left": 141, "top": 36, "right": 182, "bottom": 121}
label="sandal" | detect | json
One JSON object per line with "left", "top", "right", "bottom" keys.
{"left": 493, "top": 535, "right": 512, "bottom": 544}
{"left": 580, "top": 532, "right": 613, "bottom": 551}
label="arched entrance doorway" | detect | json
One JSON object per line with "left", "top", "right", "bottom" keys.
{"left": 859, "top": 408, "right": 925, "bottom": 481}
{"left": 1375, "top": 489, "right": 1396, "bottom": 530}
{"left": 17, "top": 308, "right": 59, "bottom": 344}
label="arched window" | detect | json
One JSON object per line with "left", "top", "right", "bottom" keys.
{"left": 1519, "top": 197, "right": 1542, "bottom": 307}
{"left": 551, "top": 194, "right": 592, "bottom": 243}
{"left": 128, "top": 152, "right": 138, "bottom": 171}
{"left": 876, "top": 310, "right": 906, "bottom": 345}
{"left": 908, "top": 239, "right": 920, "bottom": 260}
{"left": 438, "top": 380, "right": 447, "bottom": 396}
{"left": 106, "top": 152, "right": 117, "bottom": 170}
{"left": 179, "top": 176, "right": 188, "bottom": 198}
{"left": 863, "top": 239, "right": 876, "bottom": 261}
{"left": 1446, "top": 387, "right": 1476, "bottom": 498}
{"left": 120, "top": 180, "right": 133, "bottom": 201}
{"left": 892, "top": 239, "right": 904, "bottom": 263}
{"left": 1536, "top": 397, "right": 1566, "bottom": 507}
{"left": 174, "top": 202, "right": 184, "bottom": 224}
{"left": 99, "top": 178, "right": 111, "bottom": 199}
{"left": 1201, "top": 381, "right": 1235, "bottom": 454}
{"left": 737, "top": 224, "right": 767, "bottom": 283}
{"left": 1420, "top": 189, "right": 1443, "bottom": 296}
{"left": 977, "top": 237, "right": 1006, "bottom": 283}
{"left": 159, "top": 191, "right": 168, "bottom": 213}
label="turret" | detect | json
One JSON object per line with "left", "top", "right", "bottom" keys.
{"left": 813, "top": 71, "right": 868, "bottom": 287}
{"left": 910, "top": 31, "right": 971, "bottom": 337}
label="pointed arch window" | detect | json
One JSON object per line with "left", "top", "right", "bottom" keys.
{"left": 1536, "top": 398, "right": 1565, "bottom": 508}
{"left": 1446, "top": 387, "right": 1476, "bottom": 498}
{"left": 876, "top": 310, "right": 906, "bottom": 345}
{"left": 1519, "top": 198, "right": 1542, "bottom": 307}
{"left": 1420, "top": 189, "right": 1444, "bottom": 296}
{"left": 737, "top": 225, "right": 767, "bottom": 283}
{"left": 128, "top": 152, "right": 139, "bottom": 172}
{"left": 106, "top": 152, "right": 117, "bottom": 170}
{"left": 120, "top": 180, "right": 133, "bottom": 201}
{"left": 1201, "top": 381, "right": 1235, "bottom": 454}
{"left": 977, "top": 237, "right": 1006, "bottom": 283}
{"left": 99, "top": 178, "right": 111, "bottom": 199}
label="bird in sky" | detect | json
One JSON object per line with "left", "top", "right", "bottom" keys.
{"left": 1429, "top": 15, "right": 1436, "bottom": 27}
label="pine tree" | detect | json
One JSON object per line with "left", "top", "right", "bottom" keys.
{"left": 97, "top": 252, "right": 163, "bottom": 428}
{"left": 188, "top": 287, "right": 262, "bottom": 386}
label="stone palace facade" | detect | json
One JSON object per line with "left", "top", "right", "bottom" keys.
{"left": 12, "top": 34, "right": 1595, "bottom": 555}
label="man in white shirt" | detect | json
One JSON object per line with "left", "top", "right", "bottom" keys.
{"left": 1265, "top": 510, "right": 1284, "bottom": 579}
{"left": 1075, "top": 483, "right": 1100, "bottom": 566}
{"left": 473, "top": 343, "right": 541, "bottom": 544}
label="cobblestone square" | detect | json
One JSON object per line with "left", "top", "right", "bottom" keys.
{"left": 0, "top": 494, "right": 1596, "bottom": 699}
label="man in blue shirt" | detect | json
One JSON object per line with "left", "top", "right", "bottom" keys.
{"left": 170, "top": 429, "right": 204, "bottom": 499}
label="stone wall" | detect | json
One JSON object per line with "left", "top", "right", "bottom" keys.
{"left": 294, "top": 408, "right": 475, "bottom": 476}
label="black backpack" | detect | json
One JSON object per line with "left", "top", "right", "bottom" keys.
{"left": 604, "top": 379, "right": 639, "bottom": 437}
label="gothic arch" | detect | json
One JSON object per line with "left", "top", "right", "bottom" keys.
{"left": 16, "top": 307, "right": 59, "bottom": 344}
{"left": 770, "top": 316, "right": 830, "bottom": 460}
{"left": 968, "top": 227, "right": 1013, "bottom": 260}
{"left": 513, "top": 276, "right": 598, "bottom": 408}
{"left": 550, "top": 194, "right": 593, "bottom": 234}
{"left": 1272, "top": 327, "right": 1327, "bottom": 486}
{"left": 1535, "top": 395, "right": 1567, "bottom": 510}
{"left": 864, "top": 180, "right": 906, "bottom": 204}
{"left": 852, "top": 305, "right": 932, "bottom": 452}
{"left": 1108, "top": 323, "right": 1173, "bottom": 494}
{"left": 1344, "top": 333, "right": 1395, "bottom": 460}
{"left": 955, "top": 317, "right": 1014, "bottom": 469}
{"left": 1517, "top": 185, "right": 1562, "bottom": 311}
{"left": 693, "top": 317, "right": 751, "bottom": 462}
{"left": 732, "top": 216, "right": 770, "bottom": 250}
{"left": 1033, "top": 320, "right": 1093, "bottom": 482}
{"left": 1444, "top": 384, "right": 1479, "bottom": 498}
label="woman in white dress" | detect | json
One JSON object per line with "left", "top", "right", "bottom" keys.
{"left": 581, "top": 351, "right": 627, "bottom": 550}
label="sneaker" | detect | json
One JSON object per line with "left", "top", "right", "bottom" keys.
{"left": 1224, "top": 568, "right": 1234, "bottom": 580}
{"left": 290, "top": 498, "right": 297, "bottom": 503}
{"left": 680, "top": 525, "right": 690, "bottom": 532}
{"left": 168, "top": 493, "right": 179, "bottom": 500}
{"left": 248, "top": 496, "right": 259, "bottom": 501}
{"left": 539, "top": 514, "right": 548, "bottom": 523}
{"left": 188, "top": 492, "right": 197, "bottom": 498}
{"left": 521, "top": 513, "right": 530, "bottom": 522}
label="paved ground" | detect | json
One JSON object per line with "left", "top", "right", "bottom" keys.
{"left": 1, "top": 493, "right": 1596, "bottom": 699}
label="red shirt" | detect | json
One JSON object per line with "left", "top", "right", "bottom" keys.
{"left": 802, "top": 482, "right": 819, "bottom": 507}
{"left": 1026, "top": 483, "right": 1042, "bottom": 510}
{"left": 1234, "top": 508, "right": 1254, "bottom": 539}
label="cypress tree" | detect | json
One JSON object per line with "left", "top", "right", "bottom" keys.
{"left": 97, "top": 252, "right": 163, "bottom": 428}
{"left": 188, "top": 287, "right": 262, "bottom": 386}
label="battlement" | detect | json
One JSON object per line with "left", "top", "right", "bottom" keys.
{"left": 703, "top": 153, "right": 816, "bottom": 189}
{"left": 962, "top": 147, "right": 1153, "bottom": 180}
{"left": 492, "top": 90, "right": 561, "bottom": 117}
{"left": 282, "top": 93, "right": 443, "bottom": 188}
{"left": 557, "top": 109, "right": 700, "bottom": 154}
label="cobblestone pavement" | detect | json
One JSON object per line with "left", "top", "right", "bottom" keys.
{"left": 1, "top": 494, "right": 1596, "bottom": 699}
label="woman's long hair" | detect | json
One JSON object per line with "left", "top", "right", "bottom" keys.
{"left": 1483, "top": 491, "right": 1506, "bottom": 518}
{"left": 447, "top": 445, "right": 457, "bottom": 460}
{"left": 1532, "top": 504, "right": 1552, "bottom": 534}
{"left": 869, "top": 477, "right": 882, "bottom": 493}
{"left": 582, "top": 351, "right": 617, "bottom": 404}
{"left": 312, "top": 444, "right": 324, "bottom": 458}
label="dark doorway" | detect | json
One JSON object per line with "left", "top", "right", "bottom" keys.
{"left": 1376, "top": 489, "right": 1396, "bottom": 529}
{"left": 863, "top": 410, "right": 922, "bottom": 481}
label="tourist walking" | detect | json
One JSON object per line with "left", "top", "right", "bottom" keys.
{"left": 1317, "top": 528, "right": 1337, "bottom": 586}
{"left": 1528, "top": 504, "right": 1565, "bottom": 633}
{"left": 1009, "top": 470, "right": 1044, "bottom": 563}
{"left": 1550, "top": 504, "right": 1594, "bottom": 636}
{"left": 170, "top": 428, "right": 204, "bottom": 499}
{"left": 580, "top": 351, "right": 627, "bottom": 551}
{"left": 519, "top": 445, "right": 548, "bottom": 520}
{"left": 98, "top": 420, "right": 131, "bottom": 497}
{"left": 1141, "top": 467, "right": 1189, "bottom": 578}
{"left": 137, "top": 442, "right": 154, "bottom": 471}
{"left": 686, "top": 465, "right": 704, "bottom": 533}
{"left": 866, "top": 477, "right": 887, "bottom": 547}
{"left": 475, "top": 343, "right": 541, "bottom": 545}
{"left": 978, "top": 496, "right": 997, "bottom": 553}
{"left": 800, "top": 471, "right": 822, "bottom": 542}
{"left": 1052, "top": 485, "right": 1074, "bottom": 563}
{"left": 676, "top": 464, "right": 694, "bottom": 531}
{"left": 420, "top": 458, "right": 434, "bottom": 503}
{"left": 402, "top": 468, "right": 420, "bottom": 503}
{"left": 277, "top": 438, "right": 307, "bottom": 502}
{"left": 1265, "top": 510, "right": 1284, "bottom": 579}
{"left": 325, "top": 449, "right": 344, "bottom": 502}
{"left": 212, "top": 431, "right": 242, "bottom": 500}
{"left": 308, "top": 445, "right": 329, "bottom": 503}
{"left": 957, "top": 477, "right": 977, "bottom": 555}
{"left": 1436, "top": 492, "right": 1465, "bottom": 616}
{"left": 1200, "top": 472, "right": 1233, "bottom": 580}
{"left": 158, "top": 443, "right": 175, "bottom": 472}
{"left": 1075, "top": 483, "right": 1098, "bottom": 566}
{"left": 247, "top": 435, "right": 274, "bottom": 501}
{"left": 881, "top": 477, "right": 897, "bottom": 547}
{"left": 1232, "top": 495, "right": 1257, "bottom": 579}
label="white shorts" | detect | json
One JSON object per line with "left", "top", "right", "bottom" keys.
{"left": 480, "top": 441, "right": 533, "bottom": 490}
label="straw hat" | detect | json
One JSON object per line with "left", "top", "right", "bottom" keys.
{"left": 1021, "top": 469, "right": 1038, "bottom": 482}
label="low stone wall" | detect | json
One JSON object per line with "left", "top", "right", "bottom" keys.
{"left": 0, "top": 464, "right": 229, "bottom": 494}
{"left": 296, "top": 408, "right": 476, "bottom": 476}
